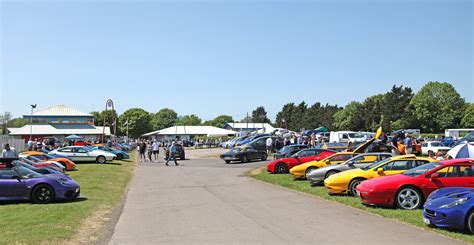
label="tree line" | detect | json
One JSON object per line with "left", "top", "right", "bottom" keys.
{"left": 1, "top": 81, "right": 472, "bottom": 138}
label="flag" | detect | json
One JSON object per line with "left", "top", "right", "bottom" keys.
{"left": 375, "top": 126, "right": 383, "bottom": 139}
{"left": 123, "top": 118, "right": 128, "bottom": 127}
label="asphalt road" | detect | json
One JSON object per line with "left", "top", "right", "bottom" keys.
{"left": 109, "top": 153, "right": 461, "bottom": 244}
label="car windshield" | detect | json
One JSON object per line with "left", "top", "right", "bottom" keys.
{"left": 28, "top": 156, "right": 42, "bottom": 162}
{"left": 348, "top": 133, "right": 364, "bottom": 138}
{"left": 19, "top": 158, "right": 37, "bottom": 165}
{"left": 46, "top": 154, "right": 57, "bottom": 159}
{"left": 403, "top": 162, "right": 443, "bottom": 177}
{"left": 15, "top": 166, "right": 43, "bottom": 179}
{"left": 13, "top": 160, "right": 37, "bottom": 170}
{"left": 430, "top": 142, "right": 443, "bottom": 147}
{"left": 361, "top": 157, "right": 391, "bottom": 170}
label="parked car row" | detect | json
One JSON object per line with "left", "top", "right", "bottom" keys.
{"left": 265, "top": 142, "right": 474, "bottom": 233}
{"left": 0, "top": 144, "right": 133, "bottom": 205}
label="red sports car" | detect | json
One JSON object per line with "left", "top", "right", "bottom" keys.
{"left": 267, "top": 148, "right": 336, "bottom": 174}
{"left": 357, "top": 158, "right": 474, "bottom": 210}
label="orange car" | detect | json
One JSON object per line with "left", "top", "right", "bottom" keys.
{"left": 21, "top": 151, "right": 76, "bottom": 171}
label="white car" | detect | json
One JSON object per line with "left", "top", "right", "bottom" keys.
{"left": 50, "top": 146, "right": 116, "bottom": 163}
{"left": 421, "top": 141, "right": 451, "bottom": 156}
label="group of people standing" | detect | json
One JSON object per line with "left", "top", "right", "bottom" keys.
{"left": 137, "top": 139, "right": 179, "bottom": 166}
{"left": 265, "top": 133, "right": 327, "bottom": 154}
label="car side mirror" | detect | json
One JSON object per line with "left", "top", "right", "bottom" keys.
{"left": 430, "top": 173, "right": 439, "bottom": 181}
{"left": 376, "top": 168, "right": 384, "bottom": 174}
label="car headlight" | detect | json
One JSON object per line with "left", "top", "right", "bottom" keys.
{"left": 427, "top": 189, "right": 440, "bottom": 201}
{"left": 56, "top": 178, "right": 70, "bottom": 186}
{"left": 439, "top": 197, "right": 470, "bottom": 209}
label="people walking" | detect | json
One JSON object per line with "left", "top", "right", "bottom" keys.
{"left": 146, "top": 140, "right": 153, "bottom": 162}
{"left": 165, "top": 141, "right": 179, "bottom": 166}
{"left": 139, "top": 140, "right": 146, "bottom": 162}
{"left": 152, "top": 139, "right": 160, "bottom": 162}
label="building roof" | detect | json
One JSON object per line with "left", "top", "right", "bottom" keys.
{"left": 224, "top": 123, "right": 275, "bottom": 130}
{"left": 8, "top": 124, "right": 111, "bottom": 136}
{"left": 142, "top": 126, "right": 236, "bottom": 137}
{"left": 25, "top": 105, "right": 92, "bottom": 117}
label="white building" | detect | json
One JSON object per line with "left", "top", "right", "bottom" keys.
{"left": 8, "top": 105, "right": 110, "bottom": 142}
{"left": 223, "top": 122, "right": 275, "bottom": 134}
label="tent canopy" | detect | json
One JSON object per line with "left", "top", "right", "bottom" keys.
{"left": 65, "top": 134, "right": 84, "bottom": 140}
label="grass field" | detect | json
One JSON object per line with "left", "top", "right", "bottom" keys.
{"left": 1, "top": 153, "right": 136, "bottom": 244}
{"left": 249, "top": 168, "right": 473, "bottom": 243}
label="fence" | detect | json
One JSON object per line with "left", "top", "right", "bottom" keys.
{"left": 0, "top": 135, "right": 26, "bottom": 152}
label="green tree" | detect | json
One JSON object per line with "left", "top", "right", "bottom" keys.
{"left": 380, "top": 85, "right": 414, "bottom": 131}
{"left": 204, "top": 115, "right": 233, "bottom": 128}
{"left": 118, "top": 108, "right": 152, "bottom": 138}
{"left": 0, "top": 112, "right": 13, "bottom": 134}
{"left": 176, "top": 114, "right": 202, "bottom": 126}
{"left": 251, "top": 106, "right": 271, "bottom": 123}
{"left": 333, "top": 101, "right": 364, "bottom": 131}
{"left": 361, "top": 94, "right": 385, "bottom": 131}
{"left": 461, "top": 103, "right": 474, "bottom": 128}
{"left": 410, "top": 81, "right": 466, "bottom": 133}
{"left": 150, "top": 108, "right": 178, "bottom": 130}
{"left": 240, "top": 115, "right": 252, "bottom": 123}
{"left": 91, "top": 110, "right": 118, "bottom": 126}
{"left": 6, "top": 117, "right": 27, "bottom": 128}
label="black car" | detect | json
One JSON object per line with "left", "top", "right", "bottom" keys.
{"left": 220, "top": 136, "right": 279, "bottom": 163}
{"left": 165, "top": 144, "right": 186, "bottom": 160}
{"left": 220, "top": 145, "right": 268, "bottom": 163}
{"left": 275, "top": 144, "right": 309, "bottom": 159}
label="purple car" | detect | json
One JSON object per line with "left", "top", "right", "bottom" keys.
{"left": 0, "top": 165, "right": 80, "bottom": 204}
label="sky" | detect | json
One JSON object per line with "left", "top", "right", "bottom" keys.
{"left": 1, "top": 0, "right": 472, "bottom": 122}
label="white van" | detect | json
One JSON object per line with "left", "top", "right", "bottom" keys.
{"left": 329, "top": 131, "right": 366, "bottom": 143}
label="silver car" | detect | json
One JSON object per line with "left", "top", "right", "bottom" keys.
{"left": 307, "top": 153, "right": 392, "bottom": 186}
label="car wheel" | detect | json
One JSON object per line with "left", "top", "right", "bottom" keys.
{"left": 275, "top": 163, "right": 288, "bottom": 174}
{"left": 261, "top": 153, "right": 268, "bottom": 161}
{"left": 97, "top": 156, "right": 107, "bottom": 164}
{"left": 181, "top": 155, "right": 185, "bottom": 160}
{"left": 241, "top": 155, "right": 248, "bottom": 163}
{"left": 116, "top": 154, "right": 123, "bottom": 160}
{"left": 467, "top": 210, "right": 474, "bottom": 233}
{"left": 31, "top": 184, "right": 55, "bottom": 204}
{"left": 325, "top": 170, "right": 338, "bottom": 179}
{"left": 305, "top": 167, "right": 317, "bottom": 179}
{"left": 225, "top": 160, "right": 231, "bottom": 164}
{"left": 349, "top": 178, "right": 365, "bottom": 196}
{"left": 395, "top": 186, "right": 423, "bottom": 210}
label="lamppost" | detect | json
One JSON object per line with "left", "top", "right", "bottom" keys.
{"left": 29, "top": 104, "right": 37, "bottom": 141}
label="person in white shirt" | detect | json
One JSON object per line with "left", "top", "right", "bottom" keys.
{"left": 2, "top": 144, "right": 18, "bottom": 158}
{"left": 152, "top": 140, "right": 160, "bottom": 162}
{"left": 266, "top": 137, "right": 273, "bottom": 155}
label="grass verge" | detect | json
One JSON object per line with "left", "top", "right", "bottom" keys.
{"left": 248, "top": 167, "right": 473, "bottom": 243}
{"left": 0, "top": 152, "right": 136, "bottom": 244}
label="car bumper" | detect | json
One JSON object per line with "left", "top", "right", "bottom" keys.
{"left": 324, "top": 180, "right": 348, "bottom": 194}
{"left": 267, "top": 164, "right": 275, "bottom": 173}
{"left": 307, "top": 174, "right": 325, "bottom": 185}
{"left": 423, "top": 207, "right": 465, "bottom": 230}
{"left": 220, "top": 155, "right": 240, "bottom": 161}
{"left": 289, "top": 170, "right": 305, "bottom": 179}
{"left": 358, "top": 190, "right": 395, "bottom": 207}
{"left": 56, "top": 186, "right": 81, "bottom": 199}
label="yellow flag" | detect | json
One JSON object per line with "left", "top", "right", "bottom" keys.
{"left": 375, "top": 127, "right": 383, "bottom": 139}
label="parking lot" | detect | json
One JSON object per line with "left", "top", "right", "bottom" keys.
{"left": 109, "top": 149, "right": 460, "bottom": 244}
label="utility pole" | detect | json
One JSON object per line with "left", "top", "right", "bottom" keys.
{"left": 246, "top": 112, "right": 249, "bottom": 133}
{"left": 29, "top": 104, "right": 37, "bottom": 141}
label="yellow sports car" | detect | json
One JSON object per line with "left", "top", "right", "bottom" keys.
{"left": 289, "top": 152, "right": 360, "bottom": 179}
{"left": 289, "top": 138, "right": 380, "bottom": 179}
{"left": 324, "top": 155, "right": 435, "bottom": 196}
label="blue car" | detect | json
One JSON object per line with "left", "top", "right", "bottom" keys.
{"left": 89, "top": 146, "right": 129, "bottom": 160}
{"left": 423, "top": 187, "right": 474, "bottom": 233}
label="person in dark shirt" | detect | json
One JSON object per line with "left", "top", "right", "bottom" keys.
{"left": 391, "top": 133, "right": 400, "bottom": 155}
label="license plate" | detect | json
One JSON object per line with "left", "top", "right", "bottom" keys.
{"left": 423, "top": 218, "right": 430, "bottom": 225}
{"left": 225, "top": 157, "right": 231, "bottom": 160}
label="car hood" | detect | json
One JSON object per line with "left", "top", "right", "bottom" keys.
{"left": 425, "top": 188, "right": 474, "bottom": 208}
